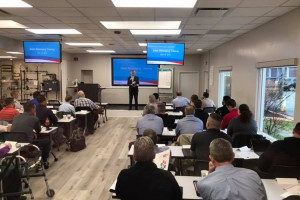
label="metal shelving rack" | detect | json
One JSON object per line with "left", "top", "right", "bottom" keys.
{"left": 0, "top": 65, "right": 19, "bottom": 99}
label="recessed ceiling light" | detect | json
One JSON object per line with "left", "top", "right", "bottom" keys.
{"left": 6, "top": 51, "right": 23, "bottom": 54}
{"left": 0, "top": 20, "right": 27, "bottom": 28}
{"left": 139, "top": 43, "right": 147, "bottom": 47}
{"left": 86, "top": 50, "right": 116, "bottom": 53}
{"left": 26, "top": 29, "right": 81, "bottom": 34}
{"left": 0, "top": 56, "right": 17, "bottom": 59}
{"left": 65, "top": 43, "right": 103, "bottom": 46}
{"left": 111, "top": 0, "right": 197, "bottom": 8}
{"left": 130, "top": 30, "right": 181, "bottom": 35}
{"left": 0, "top": 0, "right": 32, "bottom": 7}
{"left": 100, "top": 21, "right": 181, "bottom": 30}
{"left": 197, "top": 49, "right": 203, "bottom": 51}
{"left": 143, "top": 51, "right": 147, "bottom": 53}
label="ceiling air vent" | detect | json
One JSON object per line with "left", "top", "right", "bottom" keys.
{"left": 195, "top": 8, "right": 229, "bottom": 17}
{"left": 206, "top": 30, "right": 235, "bottom": 35}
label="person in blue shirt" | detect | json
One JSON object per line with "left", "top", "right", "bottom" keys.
{"left": 29, "top": 91, "right": 40, "bottom": 107}
{"left": 36, "top": 95, "right": 57, "bottom": 125}
{"left": 136, "top": 105, "right": 164, "bottom": 135}
{"left": 172, "top": 91, "right": 190, "bottom": 109}
{"left": 197, "top": 138, "right": 267, "bottom": 200}
{"left": 176, "top": 106, "right": 203, "bottom": 135}
{"left": 59, "top": 95, "right": 75, "bottom": 116}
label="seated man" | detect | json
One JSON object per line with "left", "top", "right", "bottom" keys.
{"left": 11, "top": 102, "right": 51, "bottom": 168}
{"left": 156, "top": 103, "right": 175, "bottom": 128}
{"left": 176, "top": 106, "right": 203, "bottom": 135}
{"left": 221, "top": 99, "right": 238, "bottom": 130}
{"left": 116, "top": 136, "right": 182, "bottom": 200}
{"left": 201, "top": 92, "right": 215, "bottom": 109}
{"left": 191, "top": 114, "right": 232, "bottom": 160}
{"left": 59, "top": 95, "right": 75, "bottom": 116}
{"left": 258, "top": 122, "right": 300, "bottom": 175}
{"left": 215, "top": 95, "right": 231, "bottom": 118}
{"left": 148, "top": 94, "right": 158, "bottom": 114}
{"left": 191, "top": 99, "right": 209, "bottom": 129}
{"left": 29, "top": 91, "right": 40, "bottom": 107}
{"left": 172, "top": 91, "right": 190, "bottom": 109}
{"left": 36, "top": 95, "right": 58, "bottom": 125}
{"left": 190, "top": 94, "right": 199, "bottom": 104}
{"left": 197, "top": 138, "right": 267, "bottom": 200}
{"left": 136, "top": 105, "right": 164, "bottom": 135}
{"left": 0, "top": 98, "right": 20, "bottom": 121}
{"left": 11, "top": 90, "right": 23, "bottom": 110}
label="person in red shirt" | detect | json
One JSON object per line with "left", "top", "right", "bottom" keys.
{"left": 0, "top": 98, "right": 20, "bottom": 121}
{"left": 221, "top": 99, "right": 238, "bottom": 130}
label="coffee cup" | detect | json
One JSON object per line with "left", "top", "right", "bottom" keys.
{"left": 63, "top": 115, "right": 67, "bottom": 119}
{"left": 7, "top": 124, "right": 12, "bottom": 132}
{"left": 67, "top": 114, "right": 71, "bottom": 119}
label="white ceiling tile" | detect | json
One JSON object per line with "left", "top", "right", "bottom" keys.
{"left": 40, "top": 8, "right": 83, "bottom": 17}
{"left": 117, "top": 8, "right": 154, "bottom": 17}
{"left": 196, "top": 0, "right": 242, "bottom": 7}
{"left": 121, "top": 17, "right": 155, "bottom": 21}
{"left": 182, "top": 29, "right": 208, "bottom": 34}
{"left": 212, "top": 24, "right": 244, "bottom": 30}
{"left": 22, "top": 23, "right": 45, "bottom": 28}
{"left": 0, "top": 17, "right": 32, "bottom": 24}
{"left": 70, "top": 23, "right": 100, "bottom": 29}
{"left": 41, "top": 23, "right": 72, "bottom": 28}
{"left": 1, "top": 8, "right": 48, "bottom": 17}
{"left": 282, "top": 0, "right": 300, "bottom": 6}
{"left": 238, "top": 0, "right": 287, "bottom": 7}
{"left": 23, "top": 0, "right": 72, "bottom": 7}
{"left": 155, "top": 8, "right": 193, "bottom": 17}
{"left": 218, "top": 17, "right": 257, "bottom": 24}
{"left": 184, "top": 24, "right": 214, "bottom": 29}
{"left": 155, "top": 17, "right": 188, "bottom": 24}
{"left": 250, "top": 16, "right": 275, "bottom": 24}
{"left": 56, "top": 16, "right": 92, "bottom": 23}
{"left": 78, "top": 7, "right": 119, "bottom": 17}
{"left": 80, "top": 29, "right": 105, "bottom": 34}
{"left": 227, "top": 7, "right": 274, "bottom": 16}
{"left": 240, "top": 23, "right": 261, "bottom": 29}
{"left": 1, "top": 29, "right": 31, "bottom": 34}
{"left": 201, "top": 34, "right": 228, "bottom": 40}
{"left": 264, "top": 7, "right": 296, "bottom": 16}
{"left": 187, "top": 17, "right": 222, "bottom": 25}
{"left": 68, "top": 0, "right": 114, "bottom": 7}
{"left": 24, "top": 16, "right": 62, "bottom": 24}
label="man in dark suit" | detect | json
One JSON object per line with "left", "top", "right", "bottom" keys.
{"left": 128, "top": 70, "right": 139, "bottom": 110}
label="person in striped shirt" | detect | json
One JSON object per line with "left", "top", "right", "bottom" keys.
{"left": 0, "top": 98, "right": 20, "bottom": 121}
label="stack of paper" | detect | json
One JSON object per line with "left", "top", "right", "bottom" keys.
{"left": 277, "top": 178, "right": 300, "bottom": 198}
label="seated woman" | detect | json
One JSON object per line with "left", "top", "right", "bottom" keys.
{"left": 227, "top": 104, "right": 257, "bottom": 140}
{"left": 0, "top": 143, "right": 11, "bottom": 157}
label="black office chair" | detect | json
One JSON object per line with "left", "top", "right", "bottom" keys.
{"left": 0, "top": 132, "right": 28, "bottom": 143}
{"left": 232, "top": 134, "right": 254, "bottom": 148}
{"left": 203, "top": 107, "right": 216, "bottom": 114}
{"left": 194, "top": 160, "right": 209, "bottom": 176}
{"left": 270, "top": 165, "right": 300, "bottom": 179}
{"left": 48, "top": 100, "right": 60, "bottom": 105}
{"left": 251, "top": 135, "right": 271, "bottom": 152}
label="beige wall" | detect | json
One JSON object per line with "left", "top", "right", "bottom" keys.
{"left": 199, "top": 7, "right": 300, "bottom": 124}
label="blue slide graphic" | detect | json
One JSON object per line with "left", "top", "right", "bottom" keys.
{"left": 147, "top": 43, "right": 185, "bottom": 65}
{"left": 24, "top": 41, "right": 61, "bottom": 63}
{"left": 112, "top": 58, "right": 159, "bottom": 86}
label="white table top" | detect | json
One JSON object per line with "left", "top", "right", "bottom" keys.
{"left": 166, "top": 103, "right": 173, "bottom": 106}
{"left": 167, "top": 111, "right": 183, "bottom": 116}
{"left": 165, "top": 106, "right": 173, "bottom": 110}
{"left": 128, "top": 144, "right": 166, "bottom": 156}
{"left": 58, "top": 117, "right": 76, "bottom": 123}
{"left": 176, "top": 176, "right": 202, "bottom": 199}
{"left": 162, "top": 127, "right": 176, "bottom": 136}
{"left": 1, "top": 142, "right": 30, "bottom": 154}
{"left": 40, "top": 127, "right": 58, "bottom": 134}
{"left": 75, "top": 111, "right": 90, "bottom": 115}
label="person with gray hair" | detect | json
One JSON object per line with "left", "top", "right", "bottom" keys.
{"left": 11, "top": 90, "right": 23, "bottom": 110}
{"left": 190, "top": 113, "right": 232, "bottom": 161}
{"left": 74, "top": 90, "right": 99, "bottom": 111}
{"left": 136, "top": 105, "right": 164, "bottom": 135}
{"left": 196, "top": 138, "right": 267, "bottom": 200}
{"left": 148, "top": 94, "right": 158, "bottom": 114}
{"left": 116, "top": 136, "right": 182, "bottom": 200}
{"left": 175, "top": 106, "right": 203, "bottom": 135}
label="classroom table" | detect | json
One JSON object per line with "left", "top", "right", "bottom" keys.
{"left": 95, "top": 102, "right": 108, "bottom": 122}
{"left": 57, "top": 117, "right": 76, "bottom": 138}
{"left": 165, "top": 105, "right": 174, "bottom": 111}
{"left": 0, "top": 142, "right": 30, "bottom": 155}
{"left": 75, "top": 111, "right": 90, "bottom": 135}
{"left": 166, "top": 103, "right": 173, "bottom": 106}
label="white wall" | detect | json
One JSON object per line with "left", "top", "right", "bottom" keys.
{"left": 65, "top": 54, "right": 203, "bottom": 104}
{"left": 198, "top": 7, "right": 300, "bottom": 124}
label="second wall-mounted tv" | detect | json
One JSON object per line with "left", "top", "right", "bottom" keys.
{"left": 147, "top": 43, "right": 185, "bottom": 65}
{"left": 23, "top": 41, "right": 62, "bottom": 64}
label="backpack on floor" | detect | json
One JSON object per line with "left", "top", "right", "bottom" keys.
{"left": 69, "top": 128, "right": 86, "bottom": 152}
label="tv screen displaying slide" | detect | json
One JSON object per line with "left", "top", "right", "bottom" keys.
{"left": 112, "top": 58, "right": 159, "bottom": 86}
{"left": 23, "top": 41, "right": 61, "bottom": 63}
{"left": 147, "top": 43, "right": 185, "bottom": 65}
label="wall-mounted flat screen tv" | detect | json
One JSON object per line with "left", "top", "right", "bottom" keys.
{"left": 23, "top": 41, "right": 62, "bottom": 63}
{"left": 147, "top": 43, "right": 185, "bottom": 65}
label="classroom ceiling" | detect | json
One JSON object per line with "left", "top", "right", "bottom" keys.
{"left": 0, "top": 0, "right": 299, "bottom": 55}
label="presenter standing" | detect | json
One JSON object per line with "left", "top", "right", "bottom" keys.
{"left": 128, "top": 70, "right": 139, "bottom": 110}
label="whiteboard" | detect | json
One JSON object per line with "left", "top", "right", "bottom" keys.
{"left": 158, "top": 69, "right": 172, "bottom": 88}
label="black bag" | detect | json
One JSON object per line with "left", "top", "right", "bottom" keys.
{"left": 0, "top": 156, "right": 22, "bottom": 200}
{"left": 69, "top": 128, "right": 86, "bottom": 152}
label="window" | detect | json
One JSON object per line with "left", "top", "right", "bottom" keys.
{"left": 218, "top": 71, "right": 232, "bottom": 107}
{"left": 258, "top": 66, "right": 297, "bottom": 140}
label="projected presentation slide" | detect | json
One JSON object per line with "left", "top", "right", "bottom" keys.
{"left": 147, "top": 43, "right": 185, "bottom": 65}
{"left": 24, "top": 41, "right": 61, "bottom": 63}
{"left": 112, "top": 58, "right": 159, "bottom": 86}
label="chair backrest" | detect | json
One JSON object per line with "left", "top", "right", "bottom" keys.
{"left": 194, "top": 160, "right": 209, "bottom": 176}
{"left": 176, "top": 134, "right": 194, "bottom": 145}
{"left": 203, "top": 107, "right": 216, "bottom": 114}
{"left": 232, "top": 134, "right": 253, "bottom": 148}
{"left": 0, "top": 132, "right": 29, "bottom": 143}
{"left": 48, "top": 100, "right": 60, "bottom": 105}
{"left": 251, "top": 135, "right": 271, "bottom": 152}
{"left": 270, "top": 165, "right": 300, "bottom": 179}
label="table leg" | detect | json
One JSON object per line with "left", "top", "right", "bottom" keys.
{"left": 105, "top": 105, "right": 108, "bottom": 121}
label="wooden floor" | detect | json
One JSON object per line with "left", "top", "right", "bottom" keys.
{"left": 29, "top": 117, "right": 137, "bottom": 200}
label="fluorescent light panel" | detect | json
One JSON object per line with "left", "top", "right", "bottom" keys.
{"left": 66, "top": 43, "right": 103, "bottom": 46}
{"left": 86, "top": 50, "right": 115, "bottom": 53}
{"left": 139, "top": 43, "right": 147, "bottom": 47}
{"left": 6, "top": 52, "right": 23, "bottom": 54}
{"left": 143, "top": 51, "right": 147, "bottom": 53}
{"left": 100, "top": 21, "right": 181, "bottom": 30}
{"left": 130, "top": 29, "right": 181, "bottom": 35}
{"left": 197, "top": 49, "right": 203, "bottom": 51}
{"left": 26, "top": 29, "right": 81, "bottom": 34}
{"left": 0, "top": 0, "right": 32, "bottom": 7}
{"left": 111, "top": 0, "right": 197, "bottom": 8}
{"left": 0, "top": 20, "right": 27, "bottom": 28}
{"left": 0, "top": 56, "right": 16, "bottom": 58}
